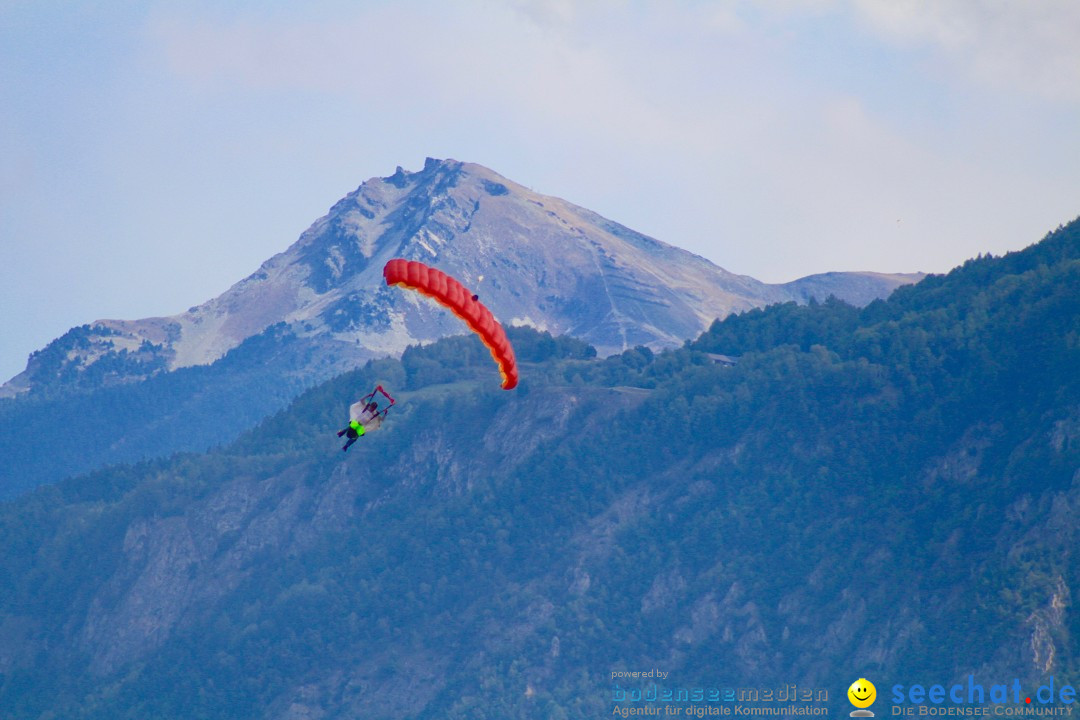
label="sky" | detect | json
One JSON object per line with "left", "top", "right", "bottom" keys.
{"left": 2, "top": 0, "right": 1079, "bottom": 383}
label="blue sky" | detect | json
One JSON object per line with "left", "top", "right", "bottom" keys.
{"left": 2, "top": 0, "right": 1079, "bottom": 382}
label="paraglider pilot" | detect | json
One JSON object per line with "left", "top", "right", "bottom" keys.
{"left": 337, "top": 385, "right": 395, "bottom": 451}
{"left": 337, "top": 401, "right": 378, "bottom": 451}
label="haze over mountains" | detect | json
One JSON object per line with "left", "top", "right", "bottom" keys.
{"left": 0, "top": 153, "right": 1076, "bottom": 719}
{"left": 2, "top": 158, "right": 916, "bottom": 400}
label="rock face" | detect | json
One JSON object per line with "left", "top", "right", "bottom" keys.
{"left": 2, "top": 158, "right": 918, "bottom": 398}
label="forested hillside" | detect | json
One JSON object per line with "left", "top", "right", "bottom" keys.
{"left": 0, "top": 220, "right": 1076, "bottom": 719}
{"left": 0, "top": 322, "right": 313, "bottom": 497}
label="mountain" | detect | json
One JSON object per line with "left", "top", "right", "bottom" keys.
{"left": 0, "top": 218, "right": 1074, "bottom": 719}
{"left": 0, "top": 159, "right": 917, "bottom": 496}
{"left": 2, "top": 158, "right": 916, "bottom": 400}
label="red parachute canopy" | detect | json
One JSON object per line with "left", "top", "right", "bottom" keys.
{"left": 383, "top": 259, "right": 519, "bottom": 390}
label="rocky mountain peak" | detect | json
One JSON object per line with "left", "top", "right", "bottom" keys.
{"left": 2, "top": 159, "right": 919, "bottom": 398}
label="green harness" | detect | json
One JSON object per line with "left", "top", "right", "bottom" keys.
{"left": 349, "top": 420, "right": 365, "bottom": 436}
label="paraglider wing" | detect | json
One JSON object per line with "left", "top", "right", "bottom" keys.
{"left": 383, "top": 259, "right": 519, "bottom": 390}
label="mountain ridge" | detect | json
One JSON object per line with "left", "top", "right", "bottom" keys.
{"left": 2, "top": 158, "right": 919, "bottom": 399}
{"left": 0, "top": 158, "right": 922, "bottom": 496}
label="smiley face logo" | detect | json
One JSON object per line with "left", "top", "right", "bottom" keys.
{"left": 848, "top": 678, "right": 876, "bottom": 708}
